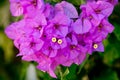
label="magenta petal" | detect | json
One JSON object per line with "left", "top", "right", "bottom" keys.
{"left": 49, "top": 49, "right": 57, "bottom": 57}
{"left": 51, "top": 43, "right": 60, "bottom": 49}
{"left": 35, "top": 40, "right": 44, "bottom": 51}
{"left": 97, "top": 1, "right": 114, "bottom": 17}
{"left": 60, "top": 38, "right": 67, "bottom": 49}
{"left": 48, "top": 68, "right": 57, "bottom": 78}
{"left": 69, "top": 50, "right": 79, "bottom": 59}
{"left": 95, "top": 43, "right": 104, "bottom": 52}
{"left": 21, "top": 48, "right": 34, "bottom": 56}
{"left": 74, "top": 53, "right": 86, "bottom": 65}
{"left": 109, "top": 0, "right": 119, "bottom": 5}
{"left": 14, "top": 40, "right": 20, "bottom": 48}
{"left": 60, "top": 1, "right": 78, "bottom": 18}
{"left": 5, "top": 20, "right": 25, "bottom": 39}
{"left": 10, "top": 3, "right": 23, "bottom": 16}
{"left": 73, "top": 18, "right": 91, "bottom": 34}
{"left": 52, "top": 14, "right": 70, "bottom": 26}
{"left": 73, "top": 19, "right": 82, "bottom": 34}
{"left": 21, "top": 54, "right": 37, "bottom": 61}
{"left": 102, "top": 19, "right": 114, "bottom": 33}
{"left": 91, "top": 13, "right": 104, "bottom": 26}
{"left": 42, "top": 44, "right": 50, "bottom": 56}
{"left": 5, "top": 23, "right": 17, "bottom": 39}
{"left": 83, "top": 18, "right": 92, "bottom": 33}
{"left": 43, "top": 3, "right": 54, "bottom": 18}
{"left": 22, "top": 55, "right": 33, "bottom": 61}
{"left": 34, "top": 13, "right": 47, "bottom": 26}
{"left": 62, "top": 60, "right": 73, "bottom": 66}
{"left": 71, "top": 34, "right": 78, "bottom": 45}
{"left": 58, "top": 26, "right": 68, "bottom": 37}
{"left": 37, "top": 0, "right": 44, "bottom": 9}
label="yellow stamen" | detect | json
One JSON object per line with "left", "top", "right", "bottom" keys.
{"left": 52, "top": 37, "right": 57, "bottom": 43}
{"left": 57, "top": 39, "right": 63, "bottom": 44}
{"left": 93, "top": 44, "right": 98, "bottom": 49}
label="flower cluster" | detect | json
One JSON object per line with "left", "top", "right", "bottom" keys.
{"left": 5, "top": 0, "right": 117, "bottom": 78}
{"left": 87, "top": 0, "right": 118, "bottom": 5}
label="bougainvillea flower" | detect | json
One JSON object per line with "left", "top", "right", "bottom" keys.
{"left": 5, "top": 0, "right": 115, "bottom": 78}
{"left": 80, "top": 2, "right": 105, "bottom": 27}
{"left": 55, "top": 1, "right": 78, "bottom": 18}
{"left": 66, "top": 34, "right": 87, "bottom": 60}
{"left": 40, "top": 33, "right": 67, "bottom": 57}
{"left": 43, "top": 3, "right": 54, "bottom": 19}
{"left": 24, "top": 12, "right": 47, "bottom": 38}
{"left": 105, "top": 0, "right": 118, "bottom": 5}
{"left": 9, "top": 0, "right": 44, "bottom": 16}
{"left": 5, "top": 20, "right": 25, "bottom": 40}
{"left": 41, "top": 42, "right": 58, "bottom": 57}
{"left": 75, "top": 34, "right": 92, "bottom": 54}
{"left": 92, "top": 42, "right": 104, "bottom": 52}
{"left": 80, "top": 1, "right": 114, "bottom": 17}
{"left": 50, "top": 36, "right": 67, "bottom": 49}
{"left": 87, "top": 0, "right": 118, "bottom": 5}
{"left": 91, "top": 19, "right": 114, "bottom": 39}
{"left": 10, "top": 2, "right": 24, "bottom": 16}
{"left": 88, "top": 34, "right": 104, "bottom": 53}
{"left": 18, "top": 36, "right": 44, "bottom": 56}
{"left": 35, "top": 53, "right": 58, "bottom": 78}
{"left": 72, "top": 18, "right": 92, "bottom": 34}
{"left": 97, "top": 19, "right": 114, "bottom": 33}
{"left": 45, "top": 13, "right": 71, "bottom": 37}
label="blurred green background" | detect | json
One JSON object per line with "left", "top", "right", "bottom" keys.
{"left": 0, "top": 0, "right": 120, "bottom": 80}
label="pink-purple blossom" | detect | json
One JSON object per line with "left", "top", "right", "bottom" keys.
{"left": 87, "top": 0, "right": 118, "bottom": 5}
{"left": 10, "top": 0, "right": 44, "bottom": 16}
{"left": 5, "top": 0, "right": 115, "bottom": 78}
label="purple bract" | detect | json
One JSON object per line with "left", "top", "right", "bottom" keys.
{"left": 5, "top": 0, "right": 115, "bottom": 78}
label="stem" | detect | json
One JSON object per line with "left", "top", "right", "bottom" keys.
{"left": 58, "top": 66, "right": 64, "bottom": 80}
{"left": 77, "top": 54, "right": 90, "bottom": 74}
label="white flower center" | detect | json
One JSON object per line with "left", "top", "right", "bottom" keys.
{"left": 52, "top": 37, "right": 57, "bottom": 43}
{"left": 57, "top": 39, "right": 63, "bottom": 44}
{"left": 93, "top": 44, "right": 98, "bottom": 49}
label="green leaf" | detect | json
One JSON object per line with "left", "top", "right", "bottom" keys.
{"left": 65, "top": 64, "right": 78, "bottom": 80}
{"left": 113, "top": 23, "right": 120, "bottom": 41}
{"left": 67, "top": 0, "right": 85, "bottom": 6}
{"left": 103, "top": 33, "right": 120, "bottom": 65}
{"left": 45, "top": 0, "right": 61, "bottom": 5}
{"left": 63, "top": 68, "right": 69, "bottom": 77}
{"left": 0, "top": 31, "right": 14, "bottom": 63}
